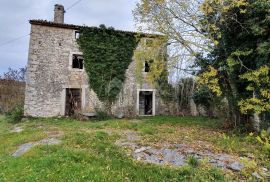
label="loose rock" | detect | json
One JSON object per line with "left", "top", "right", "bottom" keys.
{"left": 228, "top": 162, "right": 245, "bottom": 171}
{"left": 11, "top": 127, "right": 23, "bottom": 133}
{"left": 252, "top": 172, "right": 263, "bottom": 180}
{"left": 135, "top": 146, "right": 151, "bottom": 153}
{"left": 12, "top": 138, "right": 61, "bottom": 157}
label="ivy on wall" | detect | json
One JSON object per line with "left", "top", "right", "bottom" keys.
{"left": 133, "top": 37, "right": 167, "bottom": 85}
{"left": 77, "top": 25, "right": 139, "bottom": 111}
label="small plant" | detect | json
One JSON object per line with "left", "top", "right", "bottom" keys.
{"left": 95, "top": 110, "right": 111, "bottom": 121}
{"left": 256, "top": 130, "right": 270, "bottom": 156}
{"left": 5, "top": 105, "right": 24, "bottom": 123}
{"left": 240, "top": 157, "right": 258, "bottom": 178}
{"left": 187, "top": 155, "right": 199, "bottom": 167}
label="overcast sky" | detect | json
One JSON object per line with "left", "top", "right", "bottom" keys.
{"left": 0, "top": 0, "right": 138, "bottom": 74}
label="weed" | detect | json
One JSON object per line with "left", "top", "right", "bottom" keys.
{"left": 256, "top": 130, "right": 270, "bottom": 156}
{"left": 5, "top": 105, "right": 24, "bottom": 123}
{"left": 187, "top": 155, "right": 199, "bottom": 167}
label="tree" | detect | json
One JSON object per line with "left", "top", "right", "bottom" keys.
{"left": 0, "top": 67, "right": 26, "bottom": 82}
{"left": 133, "top": 0, "right": 209, "bottom": 75}
{"left": 134, "top": 0, "right": 270, "bottom": 131}
{"left": 133, "top": 0, "right": 210, "bottom": 114}
{"left": 198, "top": 0, "right": 270, "bottom": 131}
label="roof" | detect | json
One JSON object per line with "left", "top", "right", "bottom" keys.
{"left": 29, "top": 20, "right": 164, "bottom": 38}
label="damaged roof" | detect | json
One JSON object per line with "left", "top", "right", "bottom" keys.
{"left": 29, "top": 20, "right": 164, "bottom": 38}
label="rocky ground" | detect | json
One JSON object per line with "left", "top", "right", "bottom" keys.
{"left": 115, "top": 130, "right": 268, "bottom": 179}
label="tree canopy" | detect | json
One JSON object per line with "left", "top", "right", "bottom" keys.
{"left": 134, "top": 0, "right": 270, "bottom": 130}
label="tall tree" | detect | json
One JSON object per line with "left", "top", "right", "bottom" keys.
{"left": 133, "top": 0, "right": 209, "bottom": 74}
{"left": 134, "top": 0, "right": 270, "bottom": 131}
{"left": 198, "top": 0, "right": 270, "bottom": 130}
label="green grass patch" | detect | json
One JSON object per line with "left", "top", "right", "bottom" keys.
{"left": 142, "top": 116, "right": 221, "bottom": 128}
{"left": 0, "top": 116, "right": 269, "bottom": 181}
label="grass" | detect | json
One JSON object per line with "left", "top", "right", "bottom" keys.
{"left": 0, "top": 115, "right": 268, "bottom": 181}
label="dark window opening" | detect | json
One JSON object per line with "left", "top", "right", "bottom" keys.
{"left": 145, "top": 60, "right": 153, "bottom": 72}
{"left": 72, "top": 55, "right": 84, "bottom": 69}
{"left": 75, "top": 31, "right": 80, "bottom": 39}
{"left": 139, "top": 91, "right": 153, "bottom": 115}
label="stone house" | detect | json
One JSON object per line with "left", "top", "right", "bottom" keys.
{"left": 24, "top": 4, "right": 168, "bottom": 117}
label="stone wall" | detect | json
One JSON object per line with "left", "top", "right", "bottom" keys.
{"left": 25, "top": 24, "right": 165, "bottom": 117}
{"left": 0, "top": 80, "right": 25, "bottom": 112}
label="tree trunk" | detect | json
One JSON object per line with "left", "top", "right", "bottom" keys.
{"left": 252, "top": 91, "right": 261, "bottom": 132}
{"left": 226, "top": 72, "right": 241, "bottom": 127}
{"left": 253, "top": 113, "right": 261, "bottom": 132}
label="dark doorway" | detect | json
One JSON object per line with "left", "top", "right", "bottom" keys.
{"left": 139, "top": 91, "right": 153, "bottom": 115}
{"left": 65, "top": 88, "right": 82, "bottom": 116}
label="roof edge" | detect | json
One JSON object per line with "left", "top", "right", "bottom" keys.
{"left": 29, "top": 20, "right": 165, "bottom": 38}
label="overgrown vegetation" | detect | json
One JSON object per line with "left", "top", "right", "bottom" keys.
{"left": 197, "top": 0, "right": 270, "bottom": 131}
{"left": 0, "top": 116, "right": 237, "bottom": 181}
{"left": 77, "top": 25, "right": 139, "bottom": 114}
{"left": 256, "top": 130, "right": 270, "bottom": 156}
{"left": 0, "top": 67, "right": 26, "bottom": 82}
{"left": 5, "top": 105, "right": 24, "bottom": 123}
{"left": 0, "top": 116, "right": 269, "bottom": 180}
{"left": 134, "top": 0, "right": 270, "bottom": 131}
{"left": 95, "top": 110, "right": 111, "bottom": 121}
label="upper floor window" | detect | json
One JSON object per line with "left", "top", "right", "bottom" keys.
{"left": 72, "top": 55, "right": 84, "bottom": 69}
{"left": 75, "top": 31, "right": 80, "bottom": 39}
{"left": 145, "top": 60, "right": 153, "bottom": 72}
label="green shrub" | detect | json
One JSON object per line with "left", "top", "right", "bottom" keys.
{"left": 187, "top": 155, "right": 199, "bottom": 167}
{"left": 256, "top": 130, "right": 270, "bottom": 156}
{"left": 193, "top": 86, "right": 214, "bottom": 110}
{"left": 6, "top": 105, "right": 24, "bottom": 123}
{"left": 95, "top": 110, "right": 111, "bottom": 121}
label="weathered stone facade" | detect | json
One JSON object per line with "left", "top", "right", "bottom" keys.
{"left": 24, "top": 6, "right": 167, "bottom": 117}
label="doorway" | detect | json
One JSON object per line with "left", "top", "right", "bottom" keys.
{"left": 65, "top": 88, "right": 82, "bottom": 116}
{"left": 139, "top": 91, "right": 154, "bottom": 115}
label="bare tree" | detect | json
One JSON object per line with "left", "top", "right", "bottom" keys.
{"left": 133, "top": 0, "right": 210, "bottom": 77}
{"left": 0, "top": 67, "right": 26, "bottom": 82}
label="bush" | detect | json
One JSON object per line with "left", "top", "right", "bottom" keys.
{"left": 95, "top": 110, "right": 111, "bottom": 121}
{"left": 6, "top": 105, "right": 24, "bottom": 123}
{"left": 256, "top": 130, "right": 270, "bottom": 156}
{"left": 193, "top": 86, "right": 214, "bottom": 110}
{"left": 187, "top": 155, "right": 199, "bottom": 167}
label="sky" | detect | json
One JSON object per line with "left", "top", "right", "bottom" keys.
{"left": 0, "top": 0, "right": 138, "bottom": 74}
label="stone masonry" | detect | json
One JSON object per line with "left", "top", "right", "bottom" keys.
{"left": 24, "top": 5, "right": 167, "bottom": 117}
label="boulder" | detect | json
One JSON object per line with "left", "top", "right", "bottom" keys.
{"left": 228, "top": 162, "right": 245, "bottom": 171}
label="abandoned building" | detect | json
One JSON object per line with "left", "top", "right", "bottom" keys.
{"left": 24, "top": 4, "right": 168, "bottom": 117}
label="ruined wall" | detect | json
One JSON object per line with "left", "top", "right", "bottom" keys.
{"left": 0, "top": 80, "right": 25, "bottom": 112}
{"left": 25, "top": 24, "right": 164, "bottom": 117}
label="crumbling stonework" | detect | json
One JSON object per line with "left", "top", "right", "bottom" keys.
{"left": 24, "top": 19, "right": 166, "bottom": 117}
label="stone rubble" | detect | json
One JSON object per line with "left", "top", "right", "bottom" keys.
{"left": 228, "top": 162, "right": 245, "bottom": 171}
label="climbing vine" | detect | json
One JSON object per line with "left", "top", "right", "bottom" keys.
{"left": 77, "top": 25, "right": 139, "bottom": 113}
{"left": 133, "top": 37, "right": 167, "bottom": 85}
